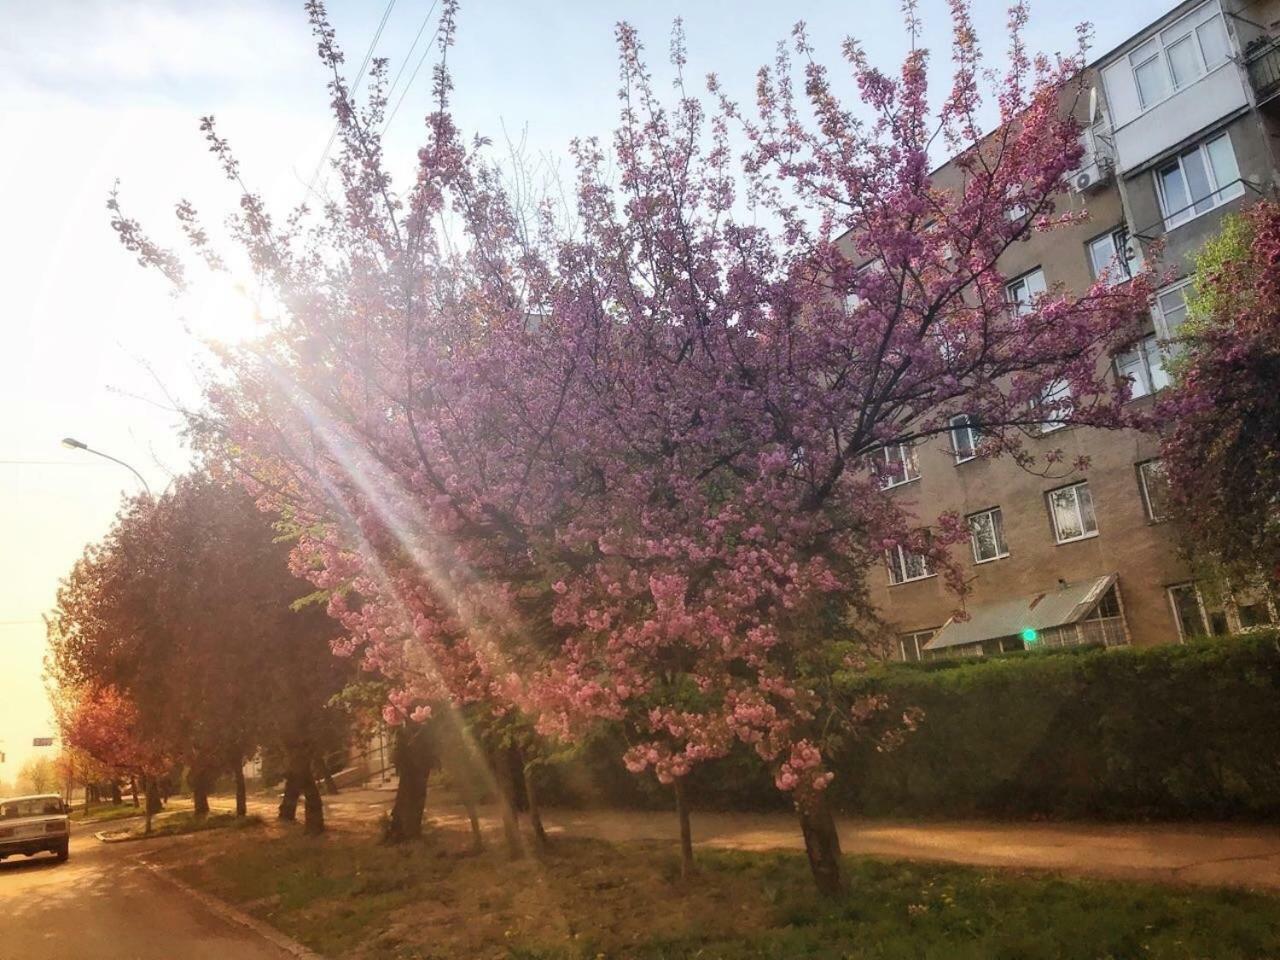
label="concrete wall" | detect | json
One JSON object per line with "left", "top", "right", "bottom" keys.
{"left": 865, "top": 418, "right": 1185, "bottom": 649}
{"left": 854, "top": 77, "right": 1191, "bottom": 652}
{"left": 1120, "top": 112, "right": 1277, "bottom": 275}
{"left": 1097, "top": 1, "right": 1250, "bottom": 174}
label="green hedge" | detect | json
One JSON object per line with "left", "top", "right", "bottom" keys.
{"left": 539, "top": 631, "right": 1280, "bottom": 821}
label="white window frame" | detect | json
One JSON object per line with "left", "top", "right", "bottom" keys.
{"left": 1005, "top": 267, "right": 1047, "bottom": 317}
{"left": 1047, "top": 481, "right": 1099, "bottom": 544}
{"left": 1137, "top": 458, "right": 1171, "bottom": 522}
{"left": 968, "top": 507, "right": 1009, "bottom": 564}
{"left": 1127, "top": 4, "right": 1233, "bottom": 113}
{"left": 1087, "top": 226, "right": 1141, "bottom": 286}
{"left": 1168, "top": 582, "right": 1212, "bottom": 641}
{"left": 879, "top": 442, "right": 920, "bottom": 489}
{"left": 1155, "top": 133, "right": 1245, "bottom": 230}
{"left": 1154, "top": 278, "right": 1193, "bottom": 340}
{"left": 899, "top": 628, "right": 936, "bottom": 663}
{"left": 1114, "top": 334, "right": 1170, "bottom": 400}
{"left": 1033, "top": 379, "right": 1074, "bottom": 434}
{"left": 949, "top": 414, "right": 979, "bottom": 464}
{"left": 886, "top": 545, "right": 935, "bottom": 586}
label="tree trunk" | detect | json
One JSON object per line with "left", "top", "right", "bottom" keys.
{"left": 191, "top": 767, "right": 214, "bottom": 818}
{"left": 302, "top": 774, "right": 325, "bottom": 835}
{"left": 384, "top": 723, "right": 432, "bottom": 844}
{"left": 519, "top": 751, "right": 548, "bottom": 852}
{"left": 234, "top": 766, "right": 247, "bottom": 817}
{"left": 144, "top": 777, "right": 162, "bottom": 835}
{"left": 798, "top": 793, "right": 843, "bottom": 897}
{"left": 674, "top": 776, "right": 694, "bottom": 879}
{"left": 491, "top": 746, "right": 524, "bottom": 860}
{"left": 130, "top": 777, "right": 140, "bottom": 807}
{"left": 462, "top": 791, "right": 484, "bottom": 853}
{"left": 278, "top": 771, "right": 301, "bottom": 822}
{"left": 111, "top": 782, "right": 122, "bottom": 805}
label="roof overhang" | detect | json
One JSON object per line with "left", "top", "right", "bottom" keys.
{"left": 923, "top": 574, "right": 1118, "bottom": 651}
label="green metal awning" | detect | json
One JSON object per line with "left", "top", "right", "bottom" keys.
{"left": 923, "top": 574, "right": 1118, "bottom": 651}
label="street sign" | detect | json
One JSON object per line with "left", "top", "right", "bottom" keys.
{"left": 32, "top": 737, "right": 54, "bottom": 747}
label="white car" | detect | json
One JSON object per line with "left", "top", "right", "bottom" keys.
{"left": 0, "top": 794, "right": 71, "bottom": 863}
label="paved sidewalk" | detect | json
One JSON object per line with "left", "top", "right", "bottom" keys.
{"left": 225, "top": 785, "right": 1280, "bottom": 892}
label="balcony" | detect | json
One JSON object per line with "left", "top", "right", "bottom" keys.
{"left": 1246, "top": 36, "right": 1280, "bottom": 110}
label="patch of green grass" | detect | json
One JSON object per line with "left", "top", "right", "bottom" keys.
{"left": 161, "top": 829, "right": 1280, "bottom": 960}
{"left": 175, "top": 831, "right": 458, "bottom": 957}
{"left": 145, "top": 811, "right": 263, "bottom": 838}
{"left": 618, "top": 851, "right": 1280, "bottom": 960}
{"left": 103, "top": 811, "right": 263, "bottom": 842}
{"left": 71, "top": 803, "right": 146, "bottom": 824}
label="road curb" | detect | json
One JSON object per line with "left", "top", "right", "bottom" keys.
{"left": 132, "top": 855, "right": 326, "bottom": 960}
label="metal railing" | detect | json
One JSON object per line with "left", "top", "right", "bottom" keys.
{"left": 1036, "top": 617, "right": 1128, "bottom": 650}
{"left": 1246, "top": 37, "right": 1280, "bottom": 107}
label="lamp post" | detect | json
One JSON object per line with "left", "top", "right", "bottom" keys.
{"left": 60, "top": 437, "right": 152, "bottom": 497}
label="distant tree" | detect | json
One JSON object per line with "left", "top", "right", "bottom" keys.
{"left": 1161, "top": 200, "right": 1280, "bottom": 606}
{"left": 17, "top": 756, "right": 57, "bottom": 794}
{"left": 56, "top": 685, "right": 170, "bottom": 829}
{"left": 47, "top": 471, "right": 349, "bottom": 833}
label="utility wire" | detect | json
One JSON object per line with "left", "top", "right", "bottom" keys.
{"left": 384, "top": 0, "right": 441, "bottom": 112}
{"left": 304, "top": 0, "right": 401, "bottom": 202}
{"left": 382, "top": 14, "right": 444, "bottom": 135}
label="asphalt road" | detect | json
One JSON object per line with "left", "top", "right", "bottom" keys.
{"left": 0, "top": 820, "right": 296, "bottom": 960}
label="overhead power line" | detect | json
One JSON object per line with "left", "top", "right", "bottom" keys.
{"left": 384, "top": 0, "right": 441, "bottom": 113}
{"left": 304, "top": 0, "right": 401, "bottom": 202}
{"left": 381, "top": 5, "right": 448, "bottom": 136}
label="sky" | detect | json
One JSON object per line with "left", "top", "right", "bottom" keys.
{"left": 0, "top": 0, "right": 1174, "bottom": 785}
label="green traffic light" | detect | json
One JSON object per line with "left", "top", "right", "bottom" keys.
{"left": 1021, "top": 627, "right": 1039, "bottom": 644}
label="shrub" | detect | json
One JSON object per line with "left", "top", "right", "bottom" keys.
{"left": 541, "top": 631, "right": 1280, "bottom": 820}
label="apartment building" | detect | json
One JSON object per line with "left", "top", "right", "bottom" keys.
{"left": 861, "top": 0, "right": 1280, "bottom": 662}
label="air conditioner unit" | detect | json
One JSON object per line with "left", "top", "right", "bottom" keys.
{"left": 1071, "top": 157, "right": 1114, "bottom": 194}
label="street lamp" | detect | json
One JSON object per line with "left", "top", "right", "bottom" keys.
{"left": 60, "top": 437, "right": 152, "bottom": 497}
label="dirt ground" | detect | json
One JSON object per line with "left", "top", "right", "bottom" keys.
{"left": 228, "top": 783, "right": 1280, "bottom": 892}
{"left": 149, "top": 821, "right": 781, "bottom": 959}
{"left": 144, "top": 815, "right": 1280, "bottom": 960}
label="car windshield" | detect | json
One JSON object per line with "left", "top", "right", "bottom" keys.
{"left": 1, "top": 798, "right": 65, "bottom": 819}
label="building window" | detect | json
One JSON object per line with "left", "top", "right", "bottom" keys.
{"left": 886, "top": 545, "right": 934, "bottom": 585}
{"left": 1114, "top": 334, "right": 1170, "bottom": 399}
{"left": 1048, "top": 481, "right": 1098, "bottom": 543}
{"left": 1155, "top": 133, "right": 1245, "bottom": 229}
{"left": 1168, "top": 582, "right": 1230, "bottom": 640}
{"left": 1237, "top": 599, "right": 1277, "bottom": 629}
{"left": 1087, "top": 227, "right": 1141, "bottom": 285}
{"left": 878, "top": 443, "right": 920, "bottom": 489}
{"left": 1155, "top": 280, "right": 1192, "bottom": 339}
{"left": 1006, "top": 267, "right": 1047, "bottom": 316}
{"left": 949, "top": 414, "right": 979, "bottom": 463}
{"left": 968, "top": 507, "right": 1009, "bottom": 563}
{"left": 1137, "top": 459, "right": 1172, "bottom": 522}
{"left": 1033, "top": 379, "right": 1073, "bottom": 433}
{"left": 899, "top": 628, "right": 936, "bottom": 662}
{"left": 1129, "top": 5, "right": 1232, "bottom": 110}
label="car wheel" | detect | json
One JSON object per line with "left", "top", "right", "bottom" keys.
{"left": 55, "top": 842, "right": 69, "bottom": 862}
